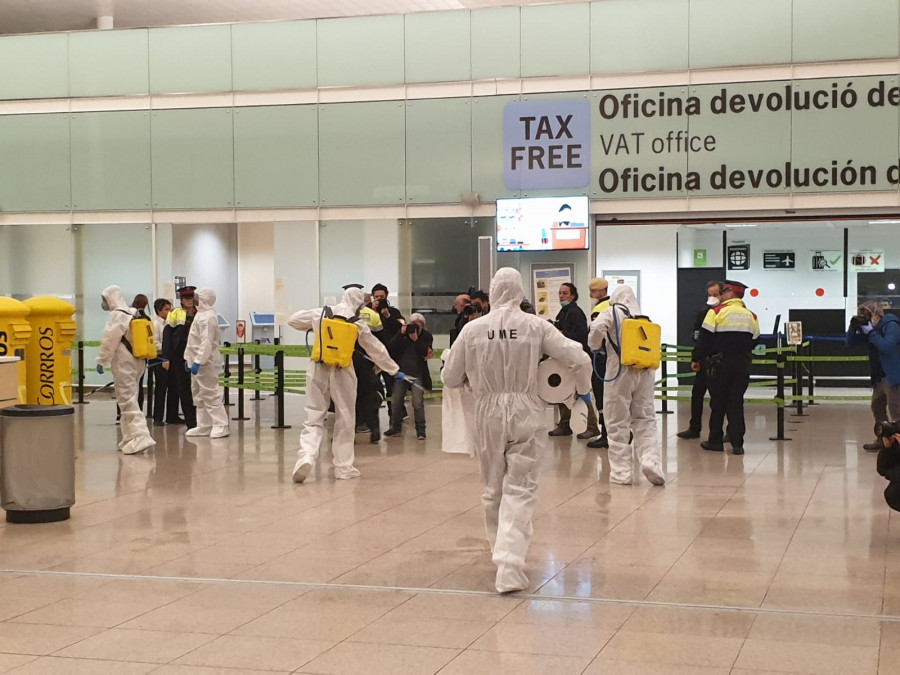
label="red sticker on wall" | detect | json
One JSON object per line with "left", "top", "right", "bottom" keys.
{"left": 815, "top": 288, "right": 825, "bottom": 297}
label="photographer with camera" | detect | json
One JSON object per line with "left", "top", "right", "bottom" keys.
{"left": 372, "top": 283, "right": 405, "bottom": 416}
{"left": 385, "top": 313, "right": 433, "bottom": 439}
{"left": 846, "top": 300, "right": 900, "bottom": 452}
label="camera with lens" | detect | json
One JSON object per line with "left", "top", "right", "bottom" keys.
{"left": 875, "top": 420, "right": 900, "bottom": 440}
{"left": 406, "top": 323, "right": 419, "bottom": 336}
{"left": 463, "top": 304, "right": 481, "bottom": 317}
{"left": 849, "top": 314, "right": 870, "bottom": 330}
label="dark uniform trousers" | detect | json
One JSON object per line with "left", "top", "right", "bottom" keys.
{"left": 706, "top": 355, "right": 751, "bottom": 447}
{"left": 687, "top": 368, "right": 709, "bottom": 433}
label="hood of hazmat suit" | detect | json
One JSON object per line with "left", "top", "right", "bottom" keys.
{"left": 442, "top": 268, "right": 592, "bottom": 593}
{"left": 98, "top": 285, "right": 137, "bottom": 367}
{"left": 588, "top": 284, "right": 640, "bottom": 376}
{"left": 185, "top": 287, "right": 222, "bottom": 368}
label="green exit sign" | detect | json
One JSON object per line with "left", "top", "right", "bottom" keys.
{"left": 694, "top": 249, "right": 707, "bottom": 267}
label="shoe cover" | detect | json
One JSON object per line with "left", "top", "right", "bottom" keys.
{"left": 609, "top": 471, "right": 633, "bottom": 485}
{"left": 117, "top": 438, "right": 128, "bottom": 451}
{"left": 569, "top": 398, "right": 589, "bottom": 436}
{"left": 292, "top": 459, "right": 313, "bottom": 483}
{"left": 210, "top": 426, "right": 230, "bottom": 439}
{"left": 185, "top": 426, "right": 211, "bottom": 437}
{"left": 335, "top": 466, "right": 361, "bottom": 480}
{"left": 641, "top": 461, "right": 666, "bottom": 486}
{"left": 122, "top": 436, "right": 156, "bottom": 455}
{"left": 495, "top": 562, "right": 528, "bottom": 593}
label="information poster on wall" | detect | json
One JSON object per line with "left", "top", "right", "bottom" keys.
{"left": 811, "top": 250, "right": 842, "bottom": 271}
{"left": 531, "top": 264, "right": 573, "bottom": 319}
{"left": 850, "top": 250, "right": 885, "bottom": 272}
{"left": 603, "top": 270, "right": 641, "bottom": 306}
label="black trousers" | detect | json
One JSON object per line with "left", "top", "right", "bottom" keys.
{"left": 152, "top": 364, "right": 181, "bottom": 423}
{"left": 687, "top": 368, "right": 710, "bottom": 432}
{"left": 589, "top": 355, "right": 608, "bottom": 439}
{"left": 706, "top": 356, "right": 750, "bottom": 447}
{"left": 355, "top": 362, "right": 383, "bottom": 433}
{"left": 171, "top": 360, "right": 197, "bottom": 428}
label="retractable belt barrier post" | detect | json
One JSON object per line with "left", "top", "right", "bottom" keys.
{"left": 808, "top": 342, "right": 817, "bottom": 405}
{"left": 657, "top": 345, "right": 672, "bottom": 415}
{"left": 232, "top": 346, "right": 250, "bottom": 421}
{"left": 75, "top": 341, "right": 87, "bottom": 405}
{"left": 271, "top": 349, "right": 291, "bottom": 430}
{"left": 769, "top": 348, "right": 791, "bottom": 441}
{"left": 222, "top": 346, "right": 232, "bottom": 406}
{"left": 250, "top": 341, "right": 264, "bottom": 401}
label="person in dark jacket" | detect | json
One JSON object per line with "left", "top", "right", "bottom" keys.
{"left": 384, "top": 313, "right": 433, "bottom": 439}
{"left": 372, "top": 283, "right": 405, "bottom": 417}
{"left": 449, "top": 293, "right": 471, "bottom": 347}
{"left": 847, "top": 301, "right": 900, "bottom": 451}
{"left": 549, "top": 282, "right": 601, "bottom": 439}
{"left": 162, "top": 286, "right": 197, "bottom": 429}
{"left": 677, "top": 281, "right": 723, "bottom": 439}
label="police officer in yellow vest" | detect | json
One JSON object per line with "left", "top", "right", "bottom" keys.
{"left": 586, "top": 277, "right": 611, "bottom": 448}
{"left": 692, "top": 280, "right": 759, "bottom": 456}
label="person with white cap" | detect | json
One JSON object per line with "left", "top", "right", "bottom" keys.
{"left": 443, "top": 267, "right": 591, "bottom": 593}
{"left": 97, "top": 285, "right": 157, "bottom": 455}
{"left": 289, "top": 284, "right": 401, "bottom": 482}
{"left": 184, "top": 287, "right": 230, "bottom": 439}
{"left": 693, "top": 279, "right": 759, "bottom": 455}
{"left": 385, "top": 312, "right": 433, "bottom": 439}
{"left": 589, "top": 284, "right": 665, "bottom": 486}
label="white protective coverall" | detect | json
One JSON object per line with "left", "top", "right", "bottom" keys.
{"left": 98, "top": 285, "right": 156, "bottom": 455}
{"left": 288, "top": 286, "right": 399, "bottom": 482}
{"left": 443, "top": 268, "right": 592, "bottom": 593}
{"left": 184, "top": 288, "right": 229, "bottom": 438}
{"left": 588, "top": 285, "right": 665, "bottom": 486}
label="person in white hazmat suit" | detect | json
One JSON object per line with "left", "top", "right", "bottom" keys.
{"left": 183, "top": 288, "right": 230, "bottom": 439}
{"left": 588, "top": 285, "right": 665, "bottom": 486}
{"left": 97, "top": 285, "right": 157, "bottom": 455}
{"left": 288, "top": 285, "right": 402, "bottom": 483}
{"left": 443, "top": 268, "right": 592, "bottom": 593}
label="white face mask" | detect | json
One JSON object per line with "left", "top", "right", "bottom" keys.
{"left": 707, "top": 296, "right": 720, "bottom": 307}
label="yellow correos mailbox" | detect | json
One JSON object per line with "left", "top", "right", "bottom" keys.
{"left": 23, "top": 297, "right": 77, "bottom": 405}
{"left": 0, "top": 297, "right": 32, "bottom": 403}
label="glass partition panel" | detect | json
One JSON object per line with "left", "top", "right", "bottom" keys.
{"left": 318, "top": 219, "right": 400, "bottom": 309}
{"left": 0, "top": 33, "right": 68, "bottom": 100}
{"left": 0, "top": 224, "right": 75, "bottom": 302}
{"left": 410, "top": 217, "right": 493, "bottom": 336}
{"left": 69, "top": 29, "right": 150, "bottom": 97}
{"left": 848, "top": 219, "right": 900, "bottom": 318}
{"left": 74, "top": 223, "right": 154, "bottom": 386}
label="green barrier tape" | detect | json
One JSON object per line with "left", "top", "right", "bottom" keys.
{"left": 785, "top": 394, "right": 873, "bottom": 402}
{"left": 786, "top": 355, "right": 869, "bottom": 362}
{"left": 655, "top": 394, "right": 776, "bottom": 405}
{"left": 81, "top": 341, "right": 101, "bottom": 348}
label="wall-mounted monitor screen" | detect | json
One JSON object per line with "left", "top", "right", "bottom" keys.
{"left": 496, "top": 195, "right": 590, "bottom": 252}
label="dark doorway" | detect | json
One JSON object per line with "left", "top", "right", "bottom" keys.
{"left": 676, "top": 267, "right": 725, "bottom": 374}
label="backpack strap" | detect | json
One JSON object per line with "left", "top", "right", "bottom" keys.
{"left": 117, "top": 309, "right": 135, "bottom": 354}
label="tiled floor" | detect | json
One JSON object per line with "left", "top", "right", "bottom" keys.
{"left": 0, "top": 393, "right": 898, "bottom": 673}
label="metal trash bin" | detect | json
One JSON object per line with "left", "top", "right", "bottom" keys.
{"left": 0, "top": 404, "right": 75, "bottom": 523}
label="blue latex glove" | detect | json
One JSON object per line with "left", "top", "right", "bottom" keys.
{"left": 752, "top": 343, "right": 766, "bottom": 356}
{"left": 861, "top": 323, "right": 874, "bottom": 335}
{"left": 394, "top": 371, "right": 406, "bottom": 381}
{"left": 577, "top": 393, "right": 592, "bottom": 406}
{"left": 96, "top": 364, "right": 104, "bottom": 375}
{"left": 190, "top": 362, "right": 200, "bottom": 376}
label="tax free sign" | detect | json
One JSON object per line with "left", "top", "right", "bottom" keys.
{"left": 504, "top": 99, "right": 591, "bottom": 190}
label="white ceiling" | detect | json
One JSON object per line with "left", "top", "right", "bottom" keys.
{"left": 0, "top": 0, "right": 579, "bottom": 35}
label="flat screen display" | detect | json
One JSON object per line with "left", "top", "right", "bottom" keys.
{"left": 496, "top": 196, "right": 590, "bottom": 252}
